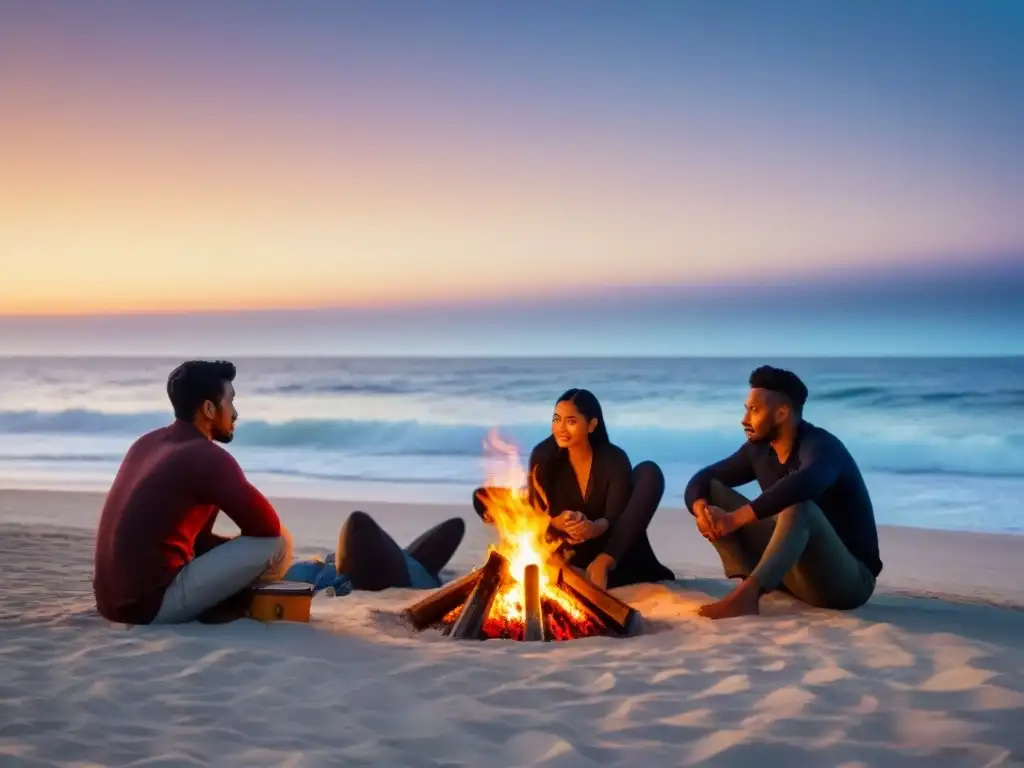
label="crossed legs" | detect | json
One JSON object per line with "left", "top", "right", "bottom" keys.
{"left": 151, "top": 531, "right": 293, "bottom": 624}
{"left": 152, "top": 511, "right": 468, "bottom": 623}
{"left": 603, "top": 461, "right": 675, "bottom": 587}
{"left": 699, "top": 480, "right": 876, "bottom": 618}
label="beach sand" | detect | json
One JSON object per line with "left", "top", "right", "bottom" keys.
{"left": 2, "top": 489, "right": 1023, "bottom": 766}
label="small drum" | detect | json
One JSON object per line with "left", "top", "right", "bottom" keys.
{"left": 249, "top": 581, "right": 315, "bottom": 623}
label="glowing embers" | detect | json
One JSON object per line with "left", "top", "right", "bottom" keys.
{"left": 405, "top": 549, "right": 642, "bottom": 641}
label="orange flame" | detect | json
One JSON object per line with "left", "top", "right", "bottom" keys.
{"left": 477, "top": 429, "right": 587, "bottom": 624}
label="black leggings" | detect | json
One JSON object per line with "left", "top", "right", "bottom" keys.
{"left": 472, "top": 461, "right": 674, "bottom": 588}
{"left": 334, "top": 511, "right": 466, "bottom": 591}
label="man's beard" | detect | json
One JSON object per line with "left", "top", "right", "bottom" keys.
{"left": 212, "top": 427, "right": 235, "bottom": 444}
{"left": 747, "top": 422, "right": 781, "bottom": 443}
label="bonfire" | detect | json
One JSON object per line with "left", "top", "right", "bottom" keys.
{"left": 405, "top": 431, "right": 642, "bottom": 641}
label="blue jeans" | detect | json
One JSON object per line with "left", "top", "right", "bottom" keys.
{"left": 285, "top": 550, "right": 440, "bottom": 597}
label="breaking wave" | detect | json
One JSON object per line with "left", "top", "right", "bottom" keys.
{"left": 1, "top": 408, "right": 1022, "bottom": 479}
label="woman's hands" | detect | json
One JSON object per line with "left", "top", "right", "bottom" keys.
{"left": 550, "top": 512, "right": 614, "bottom": 587}
{"left": 586, "top": 553, "right": 615, "bottom": 589}
{"left": 550, "top": 509, "right": 581, "bottom": 533}
{"left": 551, "top": 510, "right": 608, "bottom": 544}
{"left": 567, "top": 517, "right": 608, "bottom": 544}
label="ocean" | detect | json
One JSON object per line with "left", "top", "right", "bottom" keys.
{"left": 0, "top": 356, "right": 1021, "bottom": 535}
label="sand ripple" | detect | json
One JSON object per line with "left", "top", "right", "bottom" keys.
{"left": 2, "top": 524, "right": 1023, "bottom": 767}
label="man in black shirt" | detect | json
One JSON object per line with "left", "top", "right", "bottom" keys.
{"left": 683, "top": 366, "right": 882, "bottom": 619}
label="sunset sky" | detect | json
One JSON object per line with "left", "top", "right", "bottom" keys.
{"left": 1, "top": 1, "right": 1022, "bottom": 354}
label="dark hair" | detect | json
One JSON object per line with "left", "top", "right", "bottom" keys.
{"left": 749, "top": 365, "right": 808, "bottom": 414}
{"left": 167, "top": 360, "right": 236, "bottom": 421}
{"left": 556, "top": 388, "right": 610, "bottom": 445}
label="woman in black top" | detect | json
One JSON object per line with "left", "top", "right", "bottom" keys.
{"left": 474, "top": 388, "right": 674, "bottom": 589}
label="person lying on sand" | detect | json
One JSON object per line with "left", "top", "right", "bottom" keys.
{"left": 284, "top": 511, "right": 464, "bottom": 594}
{"left": 93, "top": 360, "right": 293, "bottom": 625}
{"left": 684, "top": 365, "right": 883, "bottom": 619}
{"left": 473, "top": 388, "right": 674, "bottom": 590}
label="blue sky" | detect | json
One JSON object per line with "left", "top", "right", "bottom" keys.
{"left": 0, "top": 1, "right": 1021, "bottom": 354}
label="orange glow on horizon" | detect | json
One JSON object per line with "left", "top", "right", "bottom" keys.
{"left": 3, "top": 34, "right": 1021, "bottom": 319}
{"left": 0, "top": 278, "right": 631, "bottom": 318}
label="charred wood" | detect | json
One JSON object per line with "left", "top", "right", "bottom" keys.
{"left": 404, "top": 568, "right": 484, "bottom": 630}
{"left": 523, "top": 564, "right": 545, "bottom": 641}
{"left": 550, "top": 552, "right": 640, "bottom": 636}
{"left": 449, "top": 550, "right": 508, "bottom": 640}
{"left": 563, "top": 590, "right": 610, "bottom": 637}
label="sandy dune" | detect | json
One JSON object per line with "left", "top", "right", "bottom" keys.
{"left": 1, "top": 490, "right": 1023, "bottom": 766}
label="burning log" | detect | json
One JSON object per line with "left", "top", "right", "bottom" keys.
{"left": 558, "top": 589, "right": 609, "bottom": 637}
{"left": 404, "top": 431, "right": 645, "bottom": 642}
{"left": 522, "top": 564, "right": 545, "bottom": 642}
{"left": 449, "top": 550, "right": 508, "bottom": 640}
{"left": 550, "top": 552, "right": 642, "bottom": 636}
{"left": 404, "top": 568, "right": 484, "bottom": 630}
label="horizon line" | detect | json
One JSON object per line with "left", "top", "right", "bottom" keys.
{"left": 2, "top": 253, "right": 1020, "bottom": 320}
{"left": 1, "top": 352, "right": 1020, "bottom": 361}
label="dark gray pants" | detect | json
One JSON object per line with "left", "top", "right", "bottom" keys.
{"left": 707, "top": 480, "right": 876, "bottom": 610}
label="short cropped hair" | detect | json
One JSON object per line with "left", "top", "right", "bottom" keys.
{"left": 749, "top": 365, "right": 808, "bottom": 414}
{"left": 167, "top": 360, "right": 236, "bottom": 421}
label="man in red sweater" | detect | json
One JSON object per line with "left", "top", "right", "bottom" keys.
{"left": 93, "top": 360, "right": 291, "bottom": 624}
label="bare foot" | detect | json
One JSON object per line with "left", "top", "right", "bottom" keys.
{"left": 697, "top": 581, "right": 761, "bottom": 619}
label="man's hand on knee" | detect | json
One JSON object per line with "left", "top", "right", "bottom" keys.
{"left": 696, "top": 509, "right": 714, "bottom": 540}
{"left": 699, "top": 504, "right": 758, "bottom": 541}
{"left": 706, "top": 506, "right": 738, "bottom": 540}
{"left": 262, "top": 528, "right": 293, "bottom": 581}
{"left": 692, "top": 499, "right": 713, "bottom": 539}
{"left": 278, "top": 526, "right": 293, "bottom": 560}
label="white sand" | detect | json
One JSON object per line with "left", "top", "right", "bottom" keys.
{"left": 2, "top": 489, "right": 1023, "bottom": 767}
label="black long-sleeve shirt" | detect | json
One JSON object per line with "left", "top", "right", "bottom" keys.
{"left": 683, "top": 421, "right": 883, "bottom": 577}
{"left": 528, "top": 437, "right": 633, "bottom": 563}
